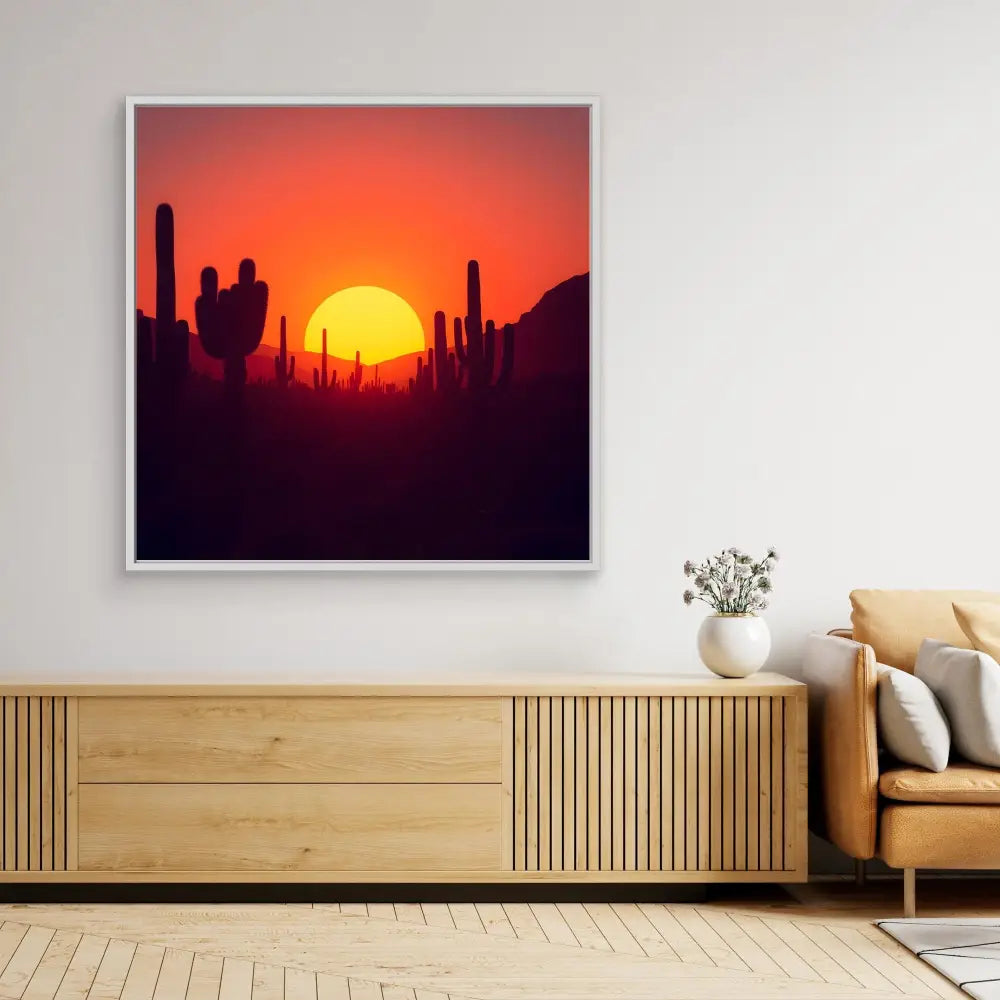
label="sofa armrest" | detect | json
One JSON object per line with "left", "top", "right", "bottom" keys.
{"left": 828, "top": 628, "right": 854, "bottom": 639}
{"left": 802, "top": 633, "right": 878, "bottom": 860}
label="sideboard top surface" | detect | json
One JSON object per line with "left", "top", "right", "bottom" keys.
{"left": 0, "top": 671, "right": 803, "bottom": 697}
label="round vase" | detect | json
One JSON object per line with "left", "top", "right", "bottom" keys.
{"left": 697, "top": 614, "right": 771, "bottom": 678}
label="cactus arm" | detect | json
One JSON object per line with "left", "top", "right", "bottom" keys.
{"left": 496, "top": 323, "right": 515, "bottom": 387}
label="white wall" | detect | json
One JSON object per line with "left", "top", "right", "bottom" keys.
{"left": 1, "top": 0, "right": 998, "bottom": 681}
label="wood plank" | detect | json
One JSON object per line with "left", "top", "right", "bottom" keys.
{"left": 771, "top": 696, "right": 784, "bottom": 873}
{"left": 672, "top": 698, "right": 685, "bottom": 871}
{"left": 727, "top": 912, "right": 822, "bottom": 980}
{"left": 28, "top": 698, "right": 41, "bottom": 871}
{"left": 186, "top": 954, "right": 224, "bottom": 1000}
{"left": 550, "top": 696, "right": 562, "bottom": 872}
{"left": 637, "top": 905, "right": 713, "bottom": 965}
{"left": 525, "top": 697, "right": 539, "bottom": 873}
{"left": 446, "top": 905, "right": 484, "bottom": 935}
{"left": 537, "top": 696, "right": 550, "bottom": 872}
{"left": 599, "top": 696, "right": 611, "bottom": 871}
{"left": 697, "top": 697, "right": 710, "bottom": 871}
{"left": 574, "top": 696, "right": 588, "bottom": 871}
{"left": 685, "top": 698, "right": 698, "bottom": 871}
{"left": 624, "top": 696, "right": 637, "bottom": 872}
{"left": 501, "top": 903, "right": 547, "bottom": 942}
{"left": 660, "top": 699, "right": 672, "bottom": 871}
{"left": 609, "top": 903, "right": 678, "bottom": 960}
{"left": 89, "top": 939, "right": 139, "bottom": 1000}
{"left": 666, "top": 907, "right": 749, "bottom": 971}
{"left": 283, "top": 967, "right": 316, "bottom": 1000}
{"left": 759, "top": 697, "right": 772, "bottom": 870}
{"left": 794, "top": 921, "right": 899, "bottom": 992}
{"left": 555, "top": 904, "right": 612, "bottom": 952}
{"left": 40, "top": 697, "right": 52, "bottom": 872}
{"left": 647, "top": 697, "right": 660, "bottom": 872}
{"left": 152, "top": 950, "right": 194, "bottom": 1000}
{"left": 366, "top": 903, "right": 396, "bottom": 921}
{"left": 528, "top": 904, "right": 578, "bottom": 946}
{"left": 512, "top": 696, "right": 525, "bottom": 872}
{"left": 65, "top": 698, "right": 78, "bottom": 871}
{"left": 53, "top": 934, "right": 108, "bottom": 1000}
{"left": 217, "top": 960, "right": 254, "bottom": 1000}
{"left": 16, "top": 699, "right": 28, "bottom": 870}
{"left": 79, "top": 784, "right": 501, "bottom": 872}
{"left": 735, "top": 697, "right": 747, "bottom": 871}
{"left": 392, "top": 904, "right": 425, "bottom": 925}
{"left": 789, "top": 694, "right": 808, "bottom": 874}
{"left": 611, "top": 697, "right": 624, "bottom": 870}
{"left": 586, "top": 697, "right": 599, "bottom": 871}
{"left": 583, "top": 903, "right": 645, "bottom": 957}
{"left": 562, "top": 697, "right": 574, "bottom": 871}
{"left": 53, "top": 699, "right": 65, "bottom": 872}
{"left": 336, "top": 904, "right": 368, "bottom": 917}
{"left": 830, "top": 924, "right": 937, "bottom": 998}
{"left": 120, "top": 944, "right": 166, "bottom": 1000}
{"left": 21, "top": 930, "right": 81, "bottom": 1000}
{"left": 759, "top": 917, "right": 860, "bottom": 986}
{"left": 0, "top": 925, "right": 54, "bottom": 998}
{"left": 636, "top": 697, "right": 648, "bottom": 871}
{"left": 315, "top": 975, "right": 350, "bottom": 1000}
{"left": 4, "top": 700, "right": 15, "bottom": 871}
{"left": 0, "top": 922, "right": 30, "bottom": 971}
{"left": 474, "top": 903, "right": 515, "bottom": 938}
{"left": 500, "top": 697, "right": 513, "bottom": 873}
{"left": 710, "top": 697, "right": 722, "bottom": 870}
{"left": 746, "top": 697, "right": 759, "bottom": 871}
{"left": 341, "top": 982, "right": 378, "bottom": 1000}
{"left": 722, "top": 697, "right": 734, "bottom": 871}
{"left": 419, "top": 905, "right": 454, "bottom": 930}
{"left": 79, "top": 697, "right": 503, "bottom": 784}
{"left": 380, "top": 987, "right": 415, "bottom": 1000}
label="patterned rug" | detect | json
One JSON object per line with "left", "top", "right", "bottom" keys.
{"left": 878, "top": 919, "right": 1000, "bottom": 999}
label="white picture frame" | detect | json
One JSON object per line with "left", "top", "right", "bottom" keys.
{"left": 125, "top": 96, "right": 600, "bottom": 571}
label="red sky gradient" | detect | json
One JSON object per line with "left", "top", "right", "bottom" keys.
{"left": 135, "top": 104, "right": 591, "bottom": 357}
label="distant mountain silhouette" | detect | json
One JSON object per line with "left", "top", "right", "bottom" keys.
{"left": 178, "top": 270, "right": 590, "bottom": 387}
{"left": 509, "top": 272, "right": 589, "bottom": 380}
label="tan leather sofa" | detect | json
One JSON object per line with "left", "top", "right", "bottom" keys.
{"left": 804, "top": 589, "right": 1000, "bottom": 916}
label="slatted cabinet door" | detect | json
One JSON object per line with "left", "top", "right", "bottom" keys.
{"left": 1, "top": 696, "right": 76, "bottom": 872}
{"left": 506, "top": 693, "right": 806, "bottom": 879}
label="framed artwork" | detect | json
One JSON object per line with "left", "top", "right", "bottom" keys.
{"left": 125, "top": 97, "right": 599, "bottom": 570}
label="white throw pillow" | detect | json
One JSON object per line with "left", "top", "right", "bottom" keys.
{"left": 876, "top": 663, "right": 951, "bottom": 771}
{"left": 915, "top": 638, "right": 1000, "bottom": 767}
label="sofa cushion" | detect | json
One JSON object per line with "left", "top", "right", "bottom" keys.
{"left": 954, "top": 601, "right": 1000, "bottom": 661}
{"left": 850, "top": 590, "right": 1000, "bottom": 671}
{"left": 880, "top": 763, "right": 1000, "bottom": 804}
{"left": 875, "top": 664, "right": 950, "bottom": 771}
{"left": 915, "top": 639, "right": 1000, "bottom": 768}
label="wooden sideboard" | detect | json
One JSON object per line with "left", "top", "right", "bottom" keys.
{"left": 0, "top": 674, "right": 806, "bottom": 883}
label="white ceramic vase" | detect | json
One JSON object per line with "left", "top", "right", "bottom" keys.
{"left": 697, "top": 614, "right": 771, "bottom": 678}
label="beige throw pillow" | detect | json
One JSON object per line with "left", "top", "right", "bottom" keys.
{"left": 954, "top": 601, "right": 1000, "bottom": 661}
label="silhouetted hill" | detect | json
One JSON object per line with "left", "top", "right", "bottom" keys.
{"left": 510, "top": 272, "right": 589, "bottom": 380}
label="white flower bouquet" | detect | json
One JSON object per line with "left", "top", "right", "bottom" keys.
{"left": 683, "top": 547, "right": 778, "bottom": 615}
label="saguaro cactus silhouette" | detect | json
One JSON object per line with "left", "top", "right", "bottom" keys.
{"left": 153, "top": 204, "right": 189, "bottom": 384}
{"left": 446, "top": 259, "right": 514, "bottom": 392}
{"left": 434, "top": 311, "right": 450, "bottom": 389}
{"left": 195, "top": 257, "right": 269, "bottom": 390}
{"left": 274, "top": 315, "right": 295, "bottom": 387}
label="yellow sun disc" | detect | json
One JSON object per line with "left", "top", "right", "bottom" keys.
{"left": 304, "top": 286, "right": 425, "bottom": 365}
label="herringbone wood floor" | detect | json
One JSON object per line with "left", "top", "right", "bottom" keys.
{"left": 0, "top": 882, "right": 991, "bottom": 1000}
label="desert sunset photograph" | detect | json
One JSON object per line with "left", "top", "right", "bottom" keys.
{"left": 131, "top": 101, "right": 593, "bottom": 564}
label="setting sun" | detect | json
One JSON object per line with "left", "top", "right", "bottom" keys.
{"left": 304, "top": 286, "right": 425, "bottom": 365}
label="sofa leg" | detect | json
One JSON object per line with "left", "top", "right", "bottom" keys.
{"left": 903, "top": 868, "right": 916, "bottom": 918}
{"left": 855, "top": 859, "right": 866, "bottom": 887}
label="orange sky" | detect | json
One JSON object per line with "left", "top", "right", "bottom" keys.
{"left": 135, "top": 104, "right": 591, "bottom": 356}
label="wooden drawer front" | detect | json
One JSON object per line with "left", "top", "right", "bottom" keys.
{"left": 79, "top": 697, "right": 501, "bottom": 783}
{"left": 79, "top": 783, "right": 500, "bottom": 871}
{"left": 507, "top": 695, "right": 804, "bottom": 874}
